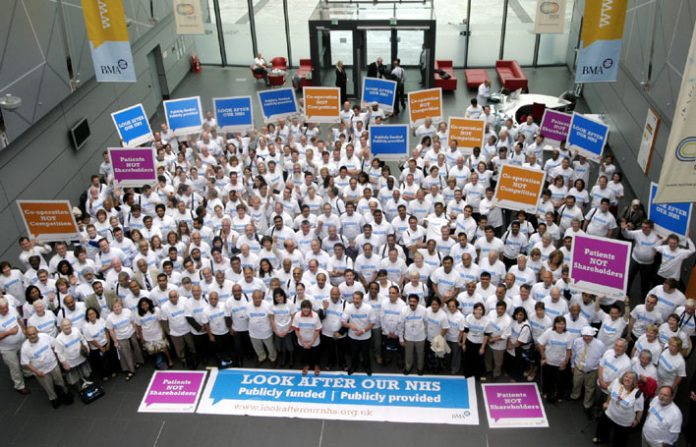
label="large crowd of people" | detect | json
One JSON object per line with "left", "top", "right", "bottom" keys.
{"left": 0, "top": 88, "right": 694, "bottom": 445}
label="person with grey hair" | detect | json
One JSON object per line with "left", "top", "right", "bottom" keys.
{"left": 0, "top": 296, "right": 29, "bottom": 394}
{"left": 642, "top": 386, "right": 682, "bottom": 447}
{"left": 53, "top": 319, "right": 92, "bottom": 387}
{"left": 21, "top": 326, "right": 72, "bottom": 407}
{"left": 593, "top": 371, "right": 644, "bottom": 446}
{"left": 571, "top": 326, "right": 605, "bottom": 416}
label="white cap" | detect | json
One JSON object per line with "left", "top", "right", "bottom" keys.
{"left": 581, "top": 326, "right": 597, "bottom": 337}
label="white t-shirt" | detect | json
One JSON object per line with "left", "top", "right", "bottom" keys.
{"left": 341, "top": 303, "right": 376, "bottom": 341}
{"left": 106, "top": 309, "right": 136, "bottom": 339}
{"left": 642, "top": 400, "right": 682, "bottom": 446}
{"left": 20, "top": 333, "right": 58, "bottom": 374}
{"left": 133, "top": 308, "right": 164, "bottom": 342}
{"left": 399, "top": 305, "right": 427, "bottom": 342}
{"left": 538, "top": 328, "right": 572, "bottom": 366}
{"left": 0, "top": 306, "right": 25, "bottom": 351}
{"left": 425, "top": 307, "right": 450, "bottom": 342}
{"left": 83, "top": 318, "right": 109, "bottom": 349}
{"left": 292, "top": 311, "right": 322, "bottom": 347}
{"left": 605, "top": 378, "right": 644, "bottom": 427}
{"left": 656, "top": 349, "right": 686, "bottom": 387}
{"left": 246, "top": 301, "right": 274, "bottom": 339}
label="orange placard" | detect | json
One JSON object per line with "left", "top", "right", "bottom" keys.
{"left": 17, "top": 200, "right": 80, "bottom": 242}
{"left": 448, "top": 117, "right": 486, "bottom": 155}
{"left": 494, "top": 165, "right": 547, "bottom": 213}
{"left": 408, "top": 88, "right": 442, "bottom": 126}
{"left": 303, "top": 87, "right": 340, "bottom": 123}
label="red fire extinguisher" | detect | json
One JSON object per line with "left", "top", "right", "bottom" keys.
{"left": 191, "top": 53, "right": 202, "bottom": 73}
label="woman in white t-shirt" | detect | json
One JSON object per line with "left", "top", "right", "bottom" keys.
{"left": 272, "top": 288, "right": 296, "bottom": 367}
{"left": 658, "top": 315, "right": 690, "bottom": 355}
{"left": 538, "top": 316, "right": 572, "bottom": 402}
{"left": 506, "top": 307, "right": 533, "bottom": 381}
{"left": 83, "top": 307, "right": 118, "bottom": 381}
{"left": 656, "top": 337, "right": 687, "bottom": 389}
{"left": 462, "top": 302, "right": 490, "bottom": 378}
{"left": 631, "top": 324, "right": 662, "bottom": 365}
{"left": 292, "top": 299, "right": 322, "bottom": 376}
{"left": 593, "top": 372, "right": 644, "bottom": 446}
{"left": 106, "top": 299, "right": 144, "bottom": 381}
{"left": 567, "top": 179, "right": 590, "bottom": 210}
{"left": 134, "top": 297, "right": 173, "bottom": 368}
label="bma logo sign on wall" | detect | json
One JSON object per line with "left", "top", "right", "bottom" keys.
{"left": 575, "top": 0, "right": 627, "bottom": 83}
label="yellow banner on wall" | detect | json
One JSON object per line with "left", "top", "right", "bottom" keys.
{"left": 81, "top": 0, "right": 136, "bottom": 82}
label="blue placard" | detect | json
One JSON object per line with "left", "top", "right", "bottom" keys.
{"left": 649, "top": 183, "right": 692, "bottom": 238}
{"left": 163, "top": 96, "right": 203, "bottom": 136}
{"left": 370, "top": 124, "right": 409, "bottom": 159}
{"left": 362, "top": 77, "right": 397, "bottom": 112}
{"left": 257, "top": 88, "right": 298, "bottom": 122}
{"left": 567, "top": 113, "right": 609, "bottom": 160}
{"left": 110, "top": 104, "right": 152, "bottom": 146}
{"left": 214, "top": 96, "right": 253, "bottom": 132}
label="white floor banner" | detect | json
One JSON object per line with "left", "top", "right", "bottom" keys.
{"left": 197, "top": 368, "right": 479, "bottom": 425}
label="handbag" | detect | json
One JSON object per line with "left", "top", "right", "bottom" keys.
{"left": 79, "top": 382, "right": 105, "bottom": 404}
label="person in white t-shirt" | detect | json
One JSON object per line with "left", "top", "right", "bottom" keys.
{"left": 538, "top": 316, "right": 572, "bottom": 402}
{"left": 642, "top": 386, "right": 682, "bottom": 447}
{"left": 246, "top": 290, "right": 277, "bottom": 365}
{"left": 21, "top": 326, "right": 71, "bottom": 406}
{"left": 593, "top": 371, "right": 644, "bottom": 445}
{"left": 342, "top": 291, "right": 376, "bottom": 375}
{"left": 656, "top": 337, "right": 687, "bottom": 389}
{"left": 293, "top": 299, "right": 322, "bottom": 376}
{"left": 399, "top": 294, "right": 427, "bottom": 375}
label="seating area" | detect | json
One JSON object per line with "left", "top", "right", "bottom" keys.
{"left": 464, "top": 68, "right": 489, "bottom": 89}
{"left": 495, "top": 60, "right": 528, "bottom": 92}
{"left": 433, "top": 60, "right": 457, "bottom": 91}
{"left": 293, "top": 58, "right": 313, "bottom": 90}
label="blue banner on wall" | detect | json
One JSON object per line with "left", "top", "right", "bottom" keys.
{"left": 362, "top": 77, "right": 397, "bottom": 113}
{"left": 649, "top": 183, "right": 692, "bottom": 238}
{"left": 370, "top": 124, "right": 409, "bottom": 159}
{"left": 197, "top": 368, "right": 479, "bottom": 425}
{"left": 163, "top": 96, "right": 203, "bottom": 136}
{"left": 257, "top": 88, "right": 298, "bottom": 122}
{"left": 567, "top": 113, "right": 609, "bottom": 161}
{"left": 110, "top": 103, "right": 152, "bottom": 146}
{"left": 214, "top": 96, "right": 254, "bottom": 132}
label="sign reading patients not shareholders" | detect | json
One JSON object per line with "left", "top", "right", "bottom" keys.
{"left": 482, "top": 383, "right": 548, "bottom": 428}
{"left": 258, "top": 88, "right": 299, "bottom": 122}
{"left": 214, "top": 96, "right": 254, "bottom": 133}
{"left": 138, "top": 370, "right": 207, "bottom": 413}
{"left": 567, "top": 112, "right": 609, "bottom": 161}
{"left": 197, "top": 368, "right": 479, "bottom": 425}
{"left": 448, "top": 117, "right": 486, "bottom": 156}
{"left": 16, "top": 200, "right": 80, "bottom": 243}
{"left": 539, "top": 109, "right": 571, "bottom": 145}
{"left": 108, "top": 147, "right": 158, "bottom": 187}
{"left": 303, "top": 87, "right": 341, "bottom": 124}
{"left": 111, "top": 103, "right": 152, "bottom": 146}
{"left": 362, "top": 77, "right": 397, "bottom": 113}
{"left": 649, "top": 182, "right": 692, "bottom": 239}
{"left": 408, "top": 88, "right": 443, "bottom": 127}
{"left": 163, "top": 96, "right": 203, "bottom": 136}
{"left": 370, "top": 124, "right": 409, "bottom": 160}
{"left": 570, "top": 234, "right": 631, "bottom": 299}
{"left": 494, "top": 165, "right": 546, "bottom": 214}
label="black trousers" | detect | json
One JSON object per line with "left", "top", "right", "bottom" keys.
{"left": 192, "top": 333, "right": 211, "bottom": 365}
{"left": 463, "top": 340, "right": 485, "bottom": 378}
{"left": 349, "top": 338, "right": 372, "bottom": 372}
{"left": 88, "top": 346, "right": 119, "bottom": 378}
{"left": 299, "top": 345, "right": 320, "bottom": 368}
{"left": 232, "top": 330, "right": 252, "bottom": 366}
{"left": 212, "top": 333, "right": 233, "bottom": 362}
{"left": 595, "top": 412, "right": 633, "bottom": 447}
{"left": 321, "top": 334, "right": 347, "bottom": 368}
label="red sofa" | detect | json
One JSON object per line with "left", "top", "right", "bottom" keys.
{"left": 495, "top": 60, "right": 528, "bottom": 92}
{"left": 434, "top": 60, "right": 457, "bottom": 91}
{"left": 465, "top": 69, "right": 489, "bottom": 89}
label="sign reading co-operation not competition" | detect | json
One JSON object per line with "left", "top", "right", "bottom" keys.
{"left": 108, "top": 147, "right": 158, "bottom": 187}
{"left": 569, "top": 234, "right": 631, "bottom": 299}
{"left": 362, "top": 77, "right": 397, "bottom": 113}
{"left": 197, "top": 368, "right": 479, "bottom": 425}
{"left": 370, "top": 124, "right": 409, "bottom": 160}
{"left": 138, "top": 370, "right": 208, "bottom": 413}
{"left": 257, "top": 88, "right": 299, "bottom": 122}
{"left": 111, "top": 103, "right": 152, "bottom": 146}
{"left": 163, "top": 96, "right": 203, "bottom": 136}
{"left": 214, "top": 96, "right": 254, "bottom": 133}
{"left": 567, "top": 112, "right": 609, "bottom": 161}
{"left": 648, "top": 182, "right": 692, "bottom": 239}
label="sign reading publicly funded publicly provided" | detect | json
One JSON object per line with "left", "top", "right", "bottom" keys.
{"left": 567, "top": 112, "right": 609, "bottom": 161}
{"left": 570, "top": 234, "right": 631, "bottom": 299}
{"left": 370, "top": 124, "right": 409, "bottom": 160}
{"left": 493, "top": 165, "right": 546, "bottom": 214}
{"left": 648, "top": 183, "right": 692, "bottom": 239}
{"left": 197, "top": 368, "right": 479, "bottom": 425}
{"left": 138, "top": 370, "right": 207, "bottom": 413}
{"left": 448, "top": 117, "right": 486, "bottom": 156}
{"left": 482, "top": 383, "right": 548, "bottom": 428}
{"left": 303, "top": 87, "right": 341, "bottom": 124}
{"left": 654, "top": 26, "right": 696, "bottom": 204}
{"left": 214, "top": 96, "right": 254, "bottom": 133}
{"left": 408, "top": 88, "right": 443, "bottom": 127}
{"left": 163, "top": 96, "right": 203, "bottom": 136}
{"left": 362, "top": 77, "right": 397, "bottom": 113}
{"left": 81, "top": 0, "right": 135, "bottom": 82}
{"left": 575, "top": 0, "right": 627, "bottom": 83}
{"left": 111, "top": 104, "right": 152, "bottom": 147}
{"left": 258, "top": 88, "right": 299, "bottom": 122}
{"left": 539, "top": 109, "right": 571, "bottom": 145}
{"left": 108, "top": 147, "right": 158, "bottom": 187}
{"left": 16, "top": 200, "right": 80, "bottom": 243}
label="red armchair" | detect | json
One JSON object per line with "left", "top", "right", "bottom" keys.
{"left": 293, "top": 58, "right": 313, "bottom": 90}
{"left": 495, "top": 60, "right": 528, "bottom": 92}
{"left": 434, "top": 60, "right": 457, "bottom": 91}
{"left": 271, "top": 57, "right": 288, "bottom": 71}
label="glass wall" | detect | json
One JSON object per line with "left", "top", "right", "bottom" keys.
{"left": 503, "top": 0, "right": 537, "bottom": 65}
{"left": 537, "top": 0, "right": 575, "bottom": 65}
{"left": 467, "top": 0, "right": 505, "bottom": 66}
{"left": 253, "top": 0, "right": 288, "bottom": 63}
{"left": 288, "top": 0, "right": 317, "bottom": 65}
{"left": 194, "top": 0, "right": 222, "bottom": 64}
{"left": 397, "top": 30, "right": 424, "bottom": 66}
{"left": 219, "top": 0, "right": 254, "bottom": 65}
{"left": 433, "top": 0, "right": 467, "bottom": 66}
{"left": 330, "top": 31, "right": 353, "bottom": 66}
{"left": 366, "top": 30, "right": 391, "bottom": 65}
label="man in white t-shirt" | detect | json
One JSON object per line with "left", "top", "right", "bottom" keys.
{"left": 245, "top": 291, "right": 276, "bottom": 365}
{"left": 0, "top": 297, "right": 29, "bottom": 394}
{"left": 21, "top": 326, "right": 71, "bottom": 407}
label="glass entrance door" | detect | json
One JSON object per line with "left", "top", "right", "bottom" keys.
{"left": 396, "top": 30, "right": 424, "bottom": 66}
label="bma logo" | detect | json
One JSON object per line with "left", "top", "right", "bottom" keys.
{"left": 100, "top": 59, "right": 129, "bottom": 75}
{"left": 581, "top": 58, "right": 614, "bottom": 76}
